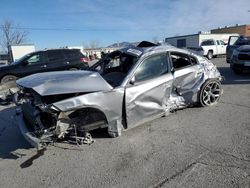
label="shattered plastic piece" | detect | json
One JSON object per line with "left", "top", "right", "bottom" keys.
{"left": 70, "top": 132, "right": 95, "bottom": 145}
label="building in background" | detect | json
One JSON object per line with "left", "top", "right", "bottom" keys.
{"left": 165, "top": 32, "right": 236, "bottom": 48}
{"left": 211, "top": 24, "right": 250, "bottom": 36}
{"left": 9, "top": 44, "right": 35, "bottom": 62}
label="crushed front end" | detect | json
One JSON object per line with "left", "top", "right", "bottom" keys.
{"left": 15, "top": 87, "right": 97, "bottom": 150}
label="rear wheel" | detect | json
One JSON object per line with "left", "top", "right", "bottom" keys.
{"left": 1, "top": 75, "right": 17, "bottom": 85}
{"left": 69, "top": 67, "right": 78, "bottom": 71}
{"left": 199, "top": 79, "right": 222, "bottom": 107}
{"left": 207, "top": 51, "right": 213, "bottom": 60}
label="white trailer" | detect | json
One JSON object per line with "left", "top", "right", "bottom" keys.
{"left": 9, "top": 44, "right": 35, "bottom": 62}
{"left": 165, "top": 33, "right": 237, "bottom": 48}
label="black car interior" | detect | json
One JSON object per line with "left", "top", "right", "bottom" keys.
{"left": 99, "top": 52, "right": 136, "bottom": 87}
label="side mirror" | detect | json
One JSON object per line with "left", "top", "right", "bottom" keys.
{"left": 129, "top": 76, "right": 135, "bottom": 85}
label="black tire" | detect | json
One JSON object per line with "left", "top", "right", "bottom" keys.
{"left": 1, "top": 75, "right": 17, "bottom": 84}
{"left": 69, "top": 67, "right": 78, "bottom": 71}
{"left": 199, "top": 79, "right": 222, "bottom": 107}
{"left": 207, "top": 51, "right": 213, "bottom": 60}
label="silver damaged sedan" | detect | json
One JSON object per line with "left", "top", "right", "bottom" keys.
{"left": 15, "top": 42, "right": 223, "bottom": 149}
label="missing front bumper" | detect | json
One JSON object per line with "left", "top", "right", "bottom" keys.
{"left": 15, "top": 109, "right": 46, "bottom": 150}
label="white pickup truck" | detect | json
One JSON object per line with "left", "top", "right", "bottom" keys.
{"left": 201, "top": 39, "right": 227, "bottom": 59}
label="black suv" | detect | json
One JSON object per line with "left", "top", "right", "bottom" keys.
{"left": 0, "top": 48, "right": 89, "bottom": 84}
{"left": 226, "top": 36, "right": 250, "bottom": 73}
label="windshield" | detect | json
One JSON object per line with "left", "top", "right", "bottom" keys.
{"left": 91, "top": 50, "right": 138, "bottom": 87}
{"left": 235, "top": 36, "right": 250, "bottom": 46}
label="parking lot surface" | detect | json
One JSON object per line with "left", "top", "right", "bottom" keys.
{"left": 0, "top": 57, "right": 249, "bottom": 188}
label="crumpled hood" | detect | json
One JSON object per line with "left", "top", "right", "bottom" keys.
{"left": 16, "top": 70, "right": 113, "bottom": 96}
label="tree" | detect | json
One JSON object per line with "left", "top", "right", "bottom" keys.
{"left": 152, "top": 36, "right": 159, "bottom": 44}
{"left": 82, "top": 40, "right": 101, "bottom": 49}
{"left": 0, "top": 19, "right": 28, "bottom": 53}
{"left": 89, "top": 40, "right": 100, "bottom": 49}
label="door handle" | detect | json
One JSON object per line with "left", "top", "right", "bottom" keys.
{"left": 41, "top": 65, "right": 47, "bottom": 68}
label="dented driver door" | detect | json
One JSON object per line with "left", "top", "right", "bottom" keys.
{"left": 125, "top": 53, "right": 173, "bottom": 128}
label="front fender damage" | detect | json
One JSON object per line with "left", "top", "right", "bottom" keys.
{"left": 16, "top": 89, "right": 124, "bottom": 149}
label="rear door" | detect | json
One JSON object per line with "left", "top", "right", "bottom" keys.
{"left": 216, "top": 40, "right": 222, "bottom": 54}
{"left": 169, "top": 51, "right": 203, "bottom": 96}
{"left": 125, "top": 53, "right": 173, "bottom": 128}
{"left": 46, "top": 50, "right": 68, "bottom": 71}
{"left": 64, "top": 50, "right": 89, "bottom": 69}
{"left": 219, "top": 40, "right": 227, "bottom": 54}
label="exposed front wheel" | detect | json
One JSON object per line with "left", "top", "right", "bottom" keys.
{"left": 1, "top": 75, "right": 17, "bottom": 85}
{"left": 199, "top": 79, "right": 222, "bottom": 107}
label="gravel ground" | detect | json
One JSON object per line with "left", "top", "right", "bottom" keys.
{"left": 0, "top": 57, "right": 249, "bottom": 188}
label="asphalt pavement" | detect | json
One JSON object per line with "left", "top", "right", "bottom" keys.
{"left": 0, "top": 57, "right": 249, "bottom": 188}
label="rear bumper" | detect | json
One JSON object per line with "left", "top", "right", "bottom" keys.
{"left": 15, "top": 108, "right": 45, "bottom": 150}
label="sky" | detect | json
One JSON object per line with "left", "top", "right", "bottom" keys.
{"left": 0, "top": 0, "right": 249, "bottom": 50}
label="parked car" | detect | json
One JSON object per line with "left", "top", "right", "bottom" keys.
{"left": 14, "top": 42, "right": 223, "bottom": 149}
{"left": 0, "top": 48, "right": 89, "bottom": 84}
{"left": 226, "top": 35, "right": 250, "bottom": 72}
{"left": 201, "top": 39, "right": 227, "bottom": 59}
{"left": 230, "top": 45, "right": 250, "bottom": 74}
{"left": 226, "top": 36, "right": 250, "bottom": 63}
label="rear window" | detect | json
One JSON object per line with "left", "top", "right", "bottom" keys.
{"left": 235, "top": 37, "right": 250, "bottom": 45}
{"left": 47, "top": 51, "right": 64, "bottom": 61}
{"left": 65, "top": 50, "right": 83, "bottom": 59}
{"left": 201, "top": 40, "right": 215, "bottom": 46}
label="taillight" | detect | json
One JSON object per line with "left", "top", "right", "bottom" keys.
{"left": 80, "top": 57, "right": 89, "bottom": 63}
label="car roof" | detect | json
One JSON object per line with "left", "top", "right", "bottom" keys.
{"left": 32, "top": 48, "right": 80, "bottom": 53}
{"left": 118, "top": 43, "right": 191, "bottom": 57}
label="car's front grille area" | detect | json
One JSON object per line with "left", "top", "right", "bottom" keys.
{"left": 238, "top": 53, "right": 250, "bottom": 60}
{"left": 21, "top": 103, "right": 38, "bottom": 131}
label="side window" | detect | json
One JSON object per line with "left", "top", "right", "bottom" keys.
{"left": 47, "top": 51, "right": 64, "bottom": 62}
{"left": 201, "top": 40, "right": 214, "bottom": 46}
{"left": 65, "top": 50, "right": 82, "bottom": 59}
{"left": 170, "top": 52, "right": 192, "bottom": 69}
{"left": 220, "top": 40, "right": 226, "bottom": 45}
{"left": 26, "top": 53, "right": 43, "bottom": 64}
{"left": 190, "top": 56, "right": 198, "bottom": 65}
{"left": 216, "top": 40, "right": 220, "bottom": 45}
{"left": 134, "top": 53, "right": 168, "bottom": 82}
